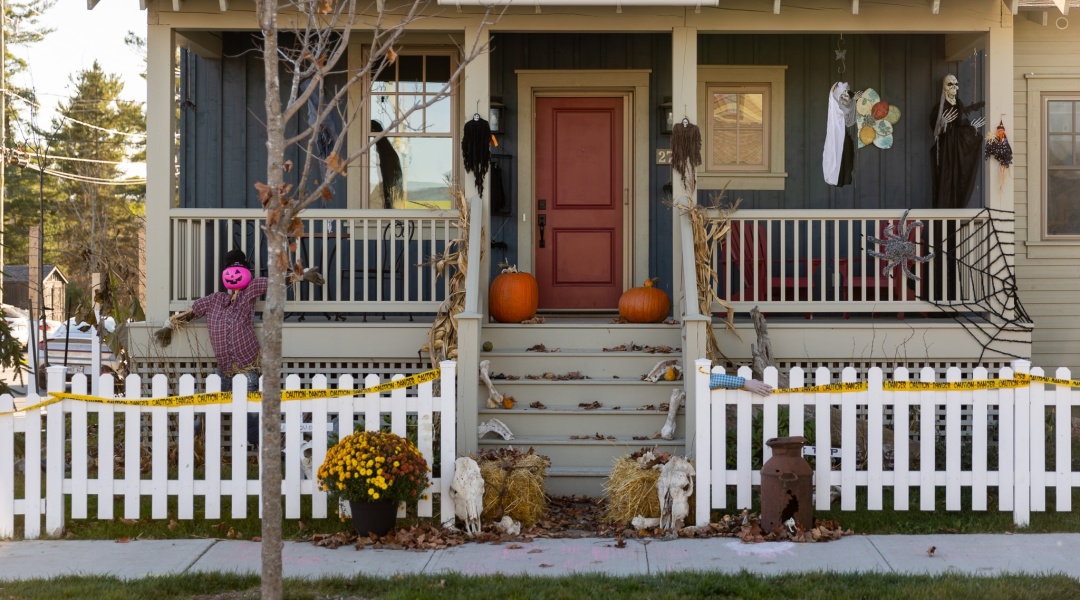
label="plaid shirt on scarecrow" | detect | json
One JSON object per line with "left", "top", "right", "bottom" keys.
{"left": 192, "top": 277, "right": 268, "bottom": 377}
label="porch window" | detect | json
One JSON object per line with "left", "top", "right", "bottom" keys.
{"left": 367, "top": 51, "right": 457, "bottom": 209}
{"left": 707, "top": 86, "right": 768, "bottom": 171}
{"left": 1045, "top": 96, "right": 1080, "bottom": 238}
{"left": 697, "top": 65, "right": 787, "bottom": 191}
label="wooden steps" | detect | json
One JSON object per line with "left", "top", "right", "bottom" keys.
{"left": 475, "top": 318, "right": 685, "bottom": 497}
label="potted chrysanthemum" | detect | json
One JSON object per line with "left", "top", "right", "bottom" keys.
{"left": 317, "top": 430, "right": 430, "bottom": 536}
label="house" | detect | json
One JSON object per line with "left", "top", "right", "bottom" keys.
{"left": 112, "top": 0, "right": 1079, "bottom": 495}
{"left": 2, "top": 265, "right": 67, "bottom": 323}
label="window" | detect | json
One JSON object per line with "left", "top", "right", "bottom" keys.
{"left": 367, "top": 51, "right": 456, "bottom": 209}
{"left": 697, "top": 65, "right": 787, "bottom": 191}
{"left": 707, "top": 85, "right": 768, "bottom": 171}
{"left": 1045, "top": 96, "right": 1080, "bottom": 238}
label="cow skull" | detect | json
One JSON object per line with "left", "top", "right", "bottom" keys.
{"left": 658, "top": 455, "right": 695, "bottom": 531}
{"left": 449, "top": 456, "right": 485, "bottom": 535}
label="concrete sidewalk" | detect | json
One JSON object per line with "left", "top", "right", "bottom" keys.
{"left": 1, "top": 534, "right": 1078, "bottom": 581}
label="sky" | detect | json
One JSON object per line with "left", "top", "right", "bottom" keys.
{"left": 9, "top": 0, "right": 147, "bottom": 131}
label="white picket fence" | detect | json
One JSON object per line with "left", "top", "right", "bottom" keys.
{"left": 0, "top": 361, "right": 457, "bottom": 539}
{"left": 693, "top": 359, "right": 1077, "bottom": 528}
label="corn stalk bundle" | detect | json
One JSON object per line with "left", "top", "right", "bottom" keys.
{"left": 422, "top": 187, "right": 481, "bottom": 366}
{"left": 669, "top": 194, "right": 740, "bottom": 362}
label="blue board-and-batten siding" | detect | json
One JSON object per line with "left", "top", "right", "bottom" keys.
{"left": 179, "top": 31, "right": 981, "bottom": 300}
{"left": 179, "top": 33, "right": 348, "bottom": 210}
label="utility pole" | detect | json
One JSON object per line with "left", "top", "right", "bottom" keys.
{"left": 1, "top": 0, "right": 7, "bottom": 307}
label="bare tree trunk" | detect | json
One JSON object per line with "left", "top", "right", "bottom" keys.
{"left": 256, "top": 2, "right": 285, "bottom": 597}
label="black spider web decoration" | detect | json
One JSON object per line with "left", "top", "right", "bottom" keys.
{"left": 926, "top": 208, "right": 1032, "bottom": 361}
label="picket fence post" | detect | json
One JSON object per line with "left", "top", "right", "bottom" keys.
{"left": 0, "top": 393, "right": 15, "bottom": 538}
{"left": 1011, "top": 360, "right": 1031, "bottom": 527}
{"left": 693, "top": 358, "right": 711, "bottom": 527}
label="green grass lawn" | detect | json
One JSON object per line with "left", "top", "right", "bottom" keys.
{"left": 0, "top": 572, "right": 1078, "bottom": 600}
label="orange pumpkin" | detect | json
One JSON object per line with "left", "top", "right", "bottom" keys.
{"left": 489, "top": 266, "right": 539, "bottom": 323}
{"left": 618, "top": 279, "right": 671, "bottom": 323}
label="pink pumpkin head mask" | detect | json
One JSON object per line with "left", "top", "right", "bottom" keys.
{"left": 221, "top": 250, "right": 253, "bottom": 291}
{"left": 222, "top": 264, "right": 252, "bottom": 290}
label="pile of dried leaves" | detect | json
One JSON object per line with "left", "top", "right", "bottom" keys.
{"left": 310, "top": 495, "right": 852, "bottom": 551}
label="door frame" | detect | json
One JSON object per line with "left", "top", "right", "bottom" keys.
{"left": 515, "top": 70, "right": 651, "bottom": 298}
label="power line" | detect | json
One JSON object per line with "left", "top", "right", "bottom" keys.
{"left": 15, "top": 159, "right": 146, "bottom": 186}
{"left": 3, "top": 89, "right": 147, "bottom": 139}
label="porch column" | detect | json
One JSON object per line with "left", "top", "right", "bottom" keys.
{"left": 672, "top": 25, "right": 700, "bottom": 459}
{"left": 671, "top": 26, "right": 698, "bottom": 310}
{"left": 986, "top": 16, "right": 1015, "bottom": 211}
{"left": 457, "top": 25, "right": 491, "bottom": 455}
{"left": 145, "top": 24, "right": 176, "bottom": 323}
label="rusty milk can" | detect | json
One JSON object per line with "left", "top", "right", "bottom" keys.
{"left": 759, "top": 436, "right": 814, "bottom": 533}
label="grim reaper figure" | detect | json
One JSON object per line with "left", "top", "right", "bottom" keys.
{"left": 930, "top": 74, "right": 985, "bottom": 209}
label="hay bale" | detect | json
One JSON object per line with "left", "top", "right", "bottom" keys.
{"left": 476, "top": 448, "right": 550, "bottom": 527}
{"left": 603, "top": 457, "right": 661, "bottom": 525}
{"left": 604, "top": 452, "right": 697, "bottom": 526}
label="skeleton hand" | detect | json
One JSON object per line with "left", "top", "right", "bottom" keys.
{"left": 743, "top": 378, "right": 774, "bottom": 397}
{"left": 941, "top": 107, "right": 958, "bottom": 125}
{"left": 971, "top": 116, "right": 985, "bottom": 132}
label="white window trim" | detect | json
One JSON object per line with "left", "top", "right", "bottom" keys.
{"left": 1025, "top": 74, "right": 1080, "bottom": 254}
{"left": 349, "top": 45, "right": 460, "bottom": 209}
{"left": 697, "top": 65, "right": 787, "bottom": 191}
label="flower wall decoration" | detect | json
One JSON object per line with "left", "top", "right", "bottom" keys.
{"left": 855, "top": 88, "right": 902, "bottom": 149}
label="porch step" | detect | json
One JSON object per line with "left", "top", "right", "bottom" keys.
{"left": 478, "top": 405, "right": 683, "bottom": 437}
{"left": 481, "top": 378, "right": 683, "bottom": 409}
{"left": 545, "top": 466, "right": 618, "bottom": 498}
{"left": 480, "top": 350, "right": 681, "bottom": 379}
{"left": 481, "top": 321, "right": 681, "bottom": 350}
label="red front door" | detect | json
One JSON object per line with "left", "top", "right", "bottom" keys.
{"left": 534, "top": 96, "right": 624, "bottom": 310}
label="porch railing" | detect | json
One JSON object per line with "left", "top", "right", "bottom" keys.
{"left": 169, "top": 209, "right": 461, "bottom": 314}
{"left": 710, "top": 208, "right": 1007, "bottom": 317}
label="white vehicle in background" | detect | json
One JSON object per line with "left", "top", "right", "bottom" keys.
{"left": 2, "top": 304, "right": 30, "bottom": 348}
{"left": 37, "top": 317, "right": 121, "bottom": 380}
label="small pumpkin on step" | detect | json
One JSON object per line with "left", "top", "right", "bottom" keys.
{"left": 619, "top": 278, "right": 671, "bottom": 323}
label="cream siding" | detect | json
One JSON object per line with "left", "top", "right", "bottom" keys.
{"left": 1014, "top": 17, "right": 1080, "bottom": 372}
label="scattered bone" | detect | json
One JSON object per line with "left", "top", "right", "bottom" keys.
{"left": 631, "top": 516, "right": 661, "bottom": 529}
{"left": 643, "top": 359, "right": 682, "bottom": 382}
{"left": 495, "top": 515, "right": 521, "bottom": 536}
{"left": 660, "top": 389, "right": 686, "bottom": 440}
{"left": 449, "top": 457, "right": 484, "bottom": 535}
{"left": 479, "top": 360, "right": 504, "bottom": 409}
{"left": 478, "top": 418, "right": 514, "bottom": 440}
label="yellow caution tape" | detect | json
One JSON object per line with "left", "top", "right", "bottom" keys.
{"left": 773, "top": 382, "right": 868, "bottom": 394}
{"left": 885, "top": 379, "right": 1027, "bottom": 391}
{"left": 1015, "top": 372, "right": 1080, "bottom": 387}
{"left": 0, "top": 368, "right": 441, "bottom": 414}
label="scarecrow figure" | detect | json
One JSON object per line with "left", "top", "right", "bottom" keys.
{"left": 930, "top": 74, "right": 985, "bottom": 209}
{"left": 155, "top": 249, "right": 324, "bottom": 447}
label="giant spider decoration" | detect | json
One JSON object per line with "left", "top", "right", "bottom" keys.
{"left": 867, "top": 209, "right": 935, "bottom": 281}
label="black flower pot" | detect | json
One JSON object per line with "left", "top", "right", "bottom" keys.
{"left": 349, "top": 500, "right": 397, "bottom": 536}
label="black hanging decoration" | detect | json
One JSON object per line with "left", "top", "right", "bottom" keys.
{"left": 462, "top": 115, "right": 492, "bottom": 197}
{"left": 490, "top": 160, "right": 508, "bottom": 215}
{"left": 670, "top": 118, "right": 701, "bottom": 194}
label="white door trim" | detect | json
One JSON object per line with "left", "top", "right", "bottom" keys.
{"left": 515, "top": 69, "right": 651, "bottom": 292}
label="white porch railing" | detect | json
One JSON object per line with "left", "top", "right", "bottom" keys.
{"left": 169, "top": 209, "right": 462, "bottom": 314}
{"left": 711, "top": 208, "right": 1011, "bottom": 317}
{"left": 0, "top": 361, "right": 457, "bottom": 539}
{"left": 693, "top": 359, "right": 1074, "bottom": 528}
